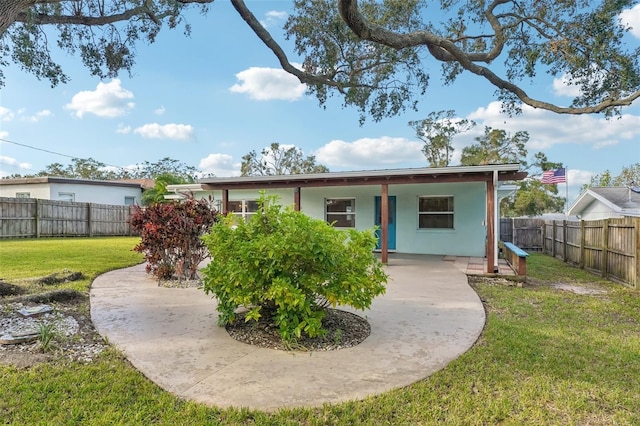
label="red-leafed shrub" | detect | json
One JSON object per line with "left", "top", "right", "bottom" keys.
{"left": 130, "top": 197, "right": 219, "bottom": 280}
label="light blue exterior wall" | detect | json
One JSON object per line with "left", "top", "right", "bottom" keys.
{"left": 185, "top": 182, "right": 488, "bottom": 257}
{"left": 300, "top": 182, "right": 487, "bottom": 257}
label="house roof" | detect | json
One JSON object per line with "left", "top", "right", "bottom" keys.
{"left": 0, "top": 176, "right": 145, "bottom": 189}
{"left": 568, "top": 187, "right": 640, "bottom": 217}
{"left": 196, "top": 164, "right": 527, "bottom": 190}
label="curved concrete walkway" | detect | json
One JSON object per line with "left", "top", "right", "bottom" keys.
{"left": 90, "top": 254, "right": 485, "bottom": 411}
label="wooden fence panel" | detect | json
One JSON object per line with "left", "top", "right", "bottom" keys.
{"left": 539, "top": 217, "right": 638, "bottom": 288}
{"left": 606, "top": 218, "right": 637, "bottom": 285}
{"left": 91, "top": 203, "right": 133, "bottom": 236}
{"left": 0, "top": 197, "right": 134, "bottom": 239}
{"left": 500, "top": 218, "right": 544, "bottom": 251}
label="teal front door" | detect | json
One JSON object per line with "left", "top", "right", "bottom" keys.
{"left": 374, "top": 196, "right": 396, "bottom": 250}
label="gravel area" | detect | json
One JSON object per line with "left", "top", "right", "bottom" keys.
{"left": 0, "top": 298, "right": 109, "bottom": 368}
{"left": 226, "top": 308, "right": 371, "bottom": 351}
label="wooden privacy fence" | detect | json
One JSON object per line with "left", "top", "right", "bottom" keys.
{"left": 501, "top": 217, "right": 639, "bottom": 288}
{"left": 500, "top": 218, "right": 545, "bottom": 251}
{"left": 543, "top": 217, "right": 639, "bottom": 289}
{"left": 0, "top": 197, "right": 135, "bottom": 238}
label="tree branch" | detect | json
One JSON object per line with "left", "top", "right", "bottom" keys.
{"left": 231, "top": 0, "right": 371, "bottom": 93}
{"left": 337, "top": 0, "right": 640, "bottom": 114}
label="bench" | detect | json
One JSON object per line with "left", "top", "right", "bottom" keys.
{"left": 502, "top": 241, "right": 529, "bottom": 276}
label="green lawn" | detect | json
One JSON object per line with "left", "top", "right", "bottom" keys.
{"left": 1, "top": 239, "right": 639, "bottom": 425}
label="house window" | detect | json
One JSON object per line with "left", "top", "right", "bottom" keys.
{"left": 228, "top": 200, "right": 258, "bottom": 221}
{"left": 326, "top": 198, "right": 356, "bottom": 228}
{"left": 124, "top": 196, "right": 136, "bottom": 206}
{"left": 58, "top": 192, "right": 75, "bottom": 202}
{"left": 418, "top": 196, "right": 454, "bottom": 229}
{"left": 15, "top": 192, "right": 30, "bottom": 199}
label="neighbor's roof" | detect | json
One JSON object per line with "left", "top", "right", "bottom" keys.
{"left": 196, "top": 164, "right": 527, "bottom": 190}
{"left": 568, "top": 187, "right": 640, "bottom": 216}
{"left": 0, "top": 176, "right": 146, "bottom": 189}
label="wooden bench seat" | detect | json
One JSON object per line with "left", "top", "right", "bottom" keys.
{"left": 502, "top": 241, "right": 528, "bottom": 276}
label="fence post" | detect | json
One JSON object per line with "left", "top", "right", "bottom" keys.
{"left": 552, "top": 221, "right": 557, "bottom": 258}
{"left": 562, "top": 220, "right": 568, "bottom": 262}
{"left": 88, "top": 203, "right": 93, "bottom": 237}
{"left": 634, "top": 217, "right": 639, "bottom": 289}
{"left": 602, "top": 219, "right": 609, "bottom": 279}
{"left": 35, "top": 198, "right": 41, "bottom": 238}
{"left": 579, "top": 220, "right": 585, "bottom": 269}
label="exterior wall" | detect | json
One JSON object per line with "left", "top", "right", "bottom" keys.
{"left": 187, "top": 182, "right": 488, "bottom": 257}
{"left": 301, "top": 182, "right": 487, "bottom": 256}
{"left": 580, "top": 200, "right": 622, "bottom": 220}
{"left": 0, "top": 182, "right": 142, "bottom": 205}
{"left": 0, "top": 183, "right": 52, "bottom": 199}
{"left": 180, "top": 189, "right": 295, "bottom": 211}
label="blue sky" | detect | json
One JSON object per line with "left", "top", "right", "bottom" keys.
{"left": 1, "top": 1, "right": 639, "bottom": 204}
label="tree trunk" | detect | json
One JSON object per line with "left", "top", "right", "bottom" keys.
{"left": 0, "top": 0, "right": 34, "bottom": 34}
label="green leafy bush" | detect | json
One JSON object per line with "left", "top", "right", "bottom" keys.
{"left": 130, "top": 197, "right": 219, "bottom": 280}
{"left": 201, "top": 194, "right": 387, "bottom": 342}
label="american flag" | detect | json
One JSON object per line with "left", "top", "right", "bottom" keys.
{"left": 541, "top": 168, "right": 566, "bottom": 184}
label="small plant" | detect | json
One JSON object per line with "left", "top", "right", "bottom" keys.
{"left": 202, "top": 193, "right": 387, "bottom": 342}
{"left": 130, "top": 196, "right": 219, "bottom": 280}
{"left": 38, "top": 322, "right": 56, "bottom": 352}
{"left": 333, "top": 328, "right": 343, "bottom": 346}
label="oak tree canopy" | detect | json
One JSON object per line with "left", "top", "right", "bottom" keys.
{"left": 3, "top": 0, "right": 639, "bottom": 121}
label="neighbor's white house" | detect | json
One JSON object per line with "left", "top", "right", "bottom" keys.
{"left": 0, "top": 176, "right": 151, "bottom": 205}
{"left": 568, "top": 187, "right": 640, "bottom": 220}
{"left": 167, "top": 164, "right": 526, "bottom": 274}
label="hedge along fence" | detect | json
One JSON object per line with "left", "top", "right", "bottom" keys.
{"left": 542, "top": 217, "right": 639, "bottom": 289}
{"left": 0, "top": 197, "right": 135, "bottom": 239}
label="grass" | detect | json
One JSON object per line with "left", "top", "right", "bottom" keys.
{"left": 0, "top": 237, "right": 144, "bottom": 293}
{"left": 1, "top": 240, "right": 639, "bottom": 425}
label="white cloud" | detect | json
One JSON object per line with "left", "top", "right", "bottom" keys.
{"left": 65, "top": 79, "right": 135, "bottom": 118}
{"left": 552, "top": 74, "right": 582, "bottom": 97}
{"left": 199, "top": 153, "right": 241, "bottom": 177}
{"left": 260, "top": 10, "right": 287, "bottom": 28}
{"left": 0, "top": 155, "right": 32, "bottom": 174}
{"left": 229, "top": 66, "right": 306, "bottom": 101}
{"left": 116, "top": 123, "right": 132, "bottom": 134}
{"left": 154, "top": 106, "right": 166, "bottom": 115}
{"left": 568, "top": 169, "right": 595, "bottom": 187}
{"left": 315, "top": 136, "right": 423, "bottom": 169}
{"left": 133, "top": 123, "right": 195, "bottom": 140}
{"left": 620, "top": 4, "right": 640, "bottom": 38}
{"left": 0, "top": 130, "right": 8, "bottom": 139}
{"left": 24, "top": 110, "right": 52, "bottom": 123}
{"left": 0, "top": 106, "right": 14, "bottom": 122}
{"left": 465, "top": 101, "right": 640, "bottom": 151}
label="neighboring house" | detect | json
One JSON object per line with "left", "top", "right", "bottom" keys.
{"left": 0, "top": 176, "right": 149, "bottom": 206}
{"left": 568, "top": 187, "right": 640, "bottom": 220}
{"left": 167, "top": 164, "right": 526, "bottom": 273}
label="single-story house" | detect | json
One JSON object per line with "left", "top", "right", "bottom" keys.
{"left": 167, "top": 164, "right": 526, "bottom": 273}
{"left": 0, "top": 176, "right": 152, "bottom": 205}
{"left": 568, "top": 186, "right": 640, "bottom": 220}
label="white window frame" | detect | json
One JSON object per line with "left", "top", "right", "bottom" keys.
{"left": 57, "top": 192, "right": 75, "bottom": 202}
{"left": 325, "top": 198, "right": 356, "bottom": 228}
{"left": 418, "top": 195, "right": 454, "bottom": 229}
{"left": 15, "top": 192, "right": 30, "bottom": 199}
{"left": 228, "top": 200, "right": 258, "bottom": 221}
{"left": 124, "top": 196, "right": 136, "bottom": 206}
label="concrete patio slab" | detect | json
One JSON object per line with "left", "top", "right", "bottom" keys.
{"left": 90, "top": 254, "right": 486, "bottom": 411}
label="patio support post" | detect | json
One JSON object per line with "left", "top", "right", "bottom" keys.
{"left": 486, "top": 173, "right": 497, "bottom": 273}
{"left": 294, "top": 187, "right": 301, "bottom": 211}
{"left": 381, "top": 183, "right": 389, "bottom": 264}
{"left": 221, "top": 189, "right": 229, "bottom": 215}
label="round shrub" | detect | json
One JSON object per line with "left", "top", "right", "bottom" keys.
{"left": 201, "top": 194, "right": 387, "bottom": 342}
